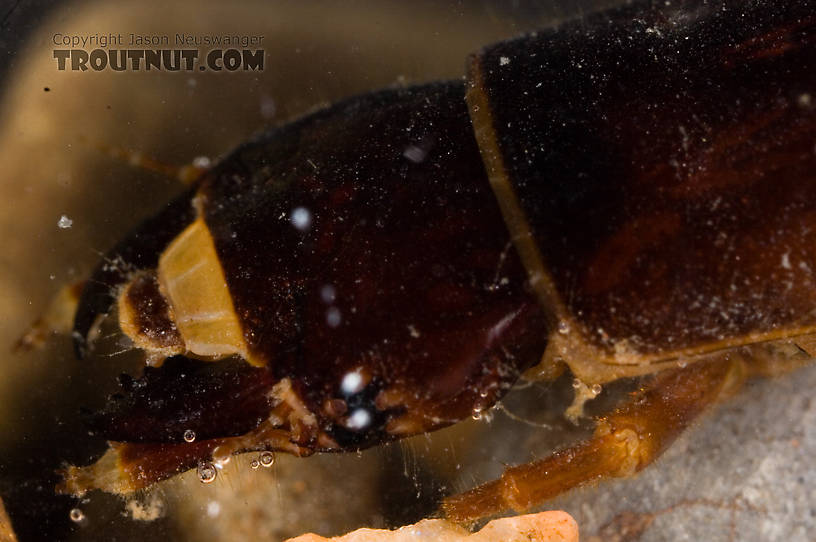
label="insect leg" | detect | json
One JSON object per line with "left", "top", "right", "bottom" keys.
{"left": 57, "top": 425, "right": 311, "bottom": 496}
{"left": 441, "top": 348, "right": 811, "bottom": 523}
{"left": 83, "top": 137, "right": 209, "bottom": 185}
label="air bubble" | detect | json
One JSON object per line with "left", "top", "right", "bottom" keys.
{"left": 471, "top": 409, "right": 483, "bottom": 420}
{"left": 197, "top": 461, "right": 217, "bottom": 484}
{"left": 250, "top": 459, "right": 260, "bottom": 470}
{"left": 259, "top": 451, "right": 275, "bottom": 468}
{"left": 214, "top": 455, "right": 230, "bottom": 468}
{"left": 590, "top": 383, "right": 603, "bottom": 395}
{"left": 572, "top": 378, "right": 582, "bottom": 389}
{"left": 57, "top": 215, "right": 73, "bottom": 229}
{"left": 183, "top": 429, "right": 196, "bottom": 443}
{"left": 69, "top": 508, "right": 84, "bottom": 522}
{"left": 557, "top": 321, "right": 570, "bottom": 335}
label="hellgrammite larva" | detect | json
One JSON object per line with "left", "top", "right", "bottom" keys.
{"left": 14, "top": 0, "right": 816, "bottom": 527}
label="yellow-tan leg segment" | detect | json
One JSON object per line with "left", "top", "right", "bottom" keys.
{"left": 442, "top": 347, "right": 810, "bottom": 523}
{"left": 13, "top": 281, "right": 85, "bottom": 353}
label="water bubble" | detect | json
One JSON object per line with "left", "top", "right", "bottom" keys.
{"left": 57, "top": 215, "right": 73, "bottom": 229}
{"left": 69, "top": 508, "right": 84, "bottom": 522}
{"left": 183, "top": 429, "right": 196, "bottom": 443}
{"left": 590, "top": 383, "right": 603, "bottom": 395}
{"left": 290, "top": 207, "right": 312, "bottom": 231}
{"left": 347, "top": 408, "right": 372, "bottom": 430}
{"left": 259, "top": 452, "right": 275, "bottom": 468}
{"left": 340, "top": 371, "right": 364, "bottom": 395}
{"left": 250, "top": 459, "right": 260, "bottom": 470}
{"left": 214, "top": 455, "right": 230, "bottom": 468}
{"left": 197, "top": 461, "right": 217, "bottom": 484}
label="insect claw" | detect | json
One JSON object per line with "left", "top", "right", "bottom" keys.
{"left": 176, "top": 162, "right": 209, "bottom": 185}
{"left": 12, "top": 318, "right": 48, "bottom": 354}
{"left": 564, "top": 379, "right": 602, "bottom": 424}
{"left": 144, "top": 351, "right": 167, "bottom": 367}
{"left": 56, "top": 439, "right": 226, "bottom": 496}
{"left": 56, "top": 447, "right": 121, "bottom": 497}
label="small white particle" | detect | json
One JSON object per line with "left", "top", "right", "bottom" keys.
{"left": 206, "top": 501, "right": 221, "bottom": 518}
{"left": 340, "top": 371, "right": 364, "bottom": 395}
{"left": 326, "top": 306, "right": 342, "bottom": 327}
{"left": 320, "top": 284, "right": 337, "bottom": 303}
{"left": 260, "top": 94, "right": 277, "bottom": 119}
{"left": 192, "top": 155, "right": 211, "bottom": 169}
{"left": 499, "top": 56, "right": 510, "bottom": 66}
{"left": 290, "top": 207, "right": 312, "bottom": 231}
{"left": 781, "top": 252, "right": 792, "bottom": 270}
{"left": 57, "top": 215, "right": 73, "bottom": 229}
{"left": 346, "top": 408, "right": 372, "bottom": 430}
{"left": 402, "top": 145, "right": 427, "bottom": 163}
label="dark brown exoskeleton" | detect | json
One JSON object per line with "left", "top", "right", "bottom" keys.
{"left": 18, "top": 0, "right": 815, "bottom": 526}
